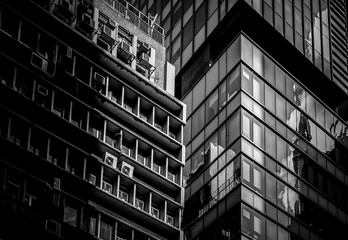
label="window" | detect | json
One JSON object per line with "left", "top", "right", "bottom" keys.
{"left": 227, "top": 111, "right": 240, "bottom": 145}
{"left": 151, "top": 207, "right": 160, "bottom": 218}
{"left": 206, "top": 89, "right": 218, "bottom": 123}
{"left": 253, "top": 75, "right": 264, "bottom": 103}
{"left": 100, "top": 219, "right": 113, "bottom": 240}
{"left": 242, "top": 113, "right": 251, "bottom": 139}
{"left": 242, "top": 161, "right": 251, "bottom": 183}
{"left": 63, "top": 206, "right": 77, "bottom": 227}
{"left": 227, "top": 66, "right": 240, "bottom": 101}
{"left": 241, "top": 66, "right": 252, "bottom": 95}
{"left": 192, "top": 104, "right": 204, "bottom": 137}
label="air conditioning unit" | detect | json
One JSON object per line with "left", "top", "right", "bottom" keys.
{"left": 81, "top": 0, "right": 90, "bottom": 8}
{"left": 154, "top": 122, "right": 162, "bottom": 131}
{"left": 137, "top": 154, "right": 146, "bottom": 165}
{"left": 45, "top": 219, "right": 61, "bottom": 236}
{"left": 138, "top": 52, "right": 149, "bottom": 62}
{"left": 37, "top": 85, "right": 48, "bottom": 97}
{"left": 103, "top": 152, "right": 117, "bottom": 169}
{"left": 169, "top": 132, "right": 176, "bottom": 139}
{"left": 94, "top": 72, "right": 105, "bottom": 85}
{"left": 167, "top": 215, "right": 174, "bottom": 226}
{"left": 120, "top": 40, "right": 131, "bottom": 53}
{"left": 53, "top": 177, "right": 61, "bottom": 190}
{"left": 167, "top": 171, "right": 175, "bottom": 182}
{"left": 89, "top": 174, "right": 96, "bottom": 185}
{"left": 119, "top": 190, "right": 128, "bottom": 202}
{"left": 142, "top": 42, "right": 150, "bottom": 51}
{"left": 151, "top": 207, "right": 159, "bottom": 218}
{"left": 82, "top": 13, "right": 94, "bottom": 27}
{"left": 135, "top": 198, "right": 144, "bottom": 210}
{"left": 102, "top": 181, "right": 112, "bottom": 194}
{"left": 60, "top": 0, "right": 72, "bottom": 11}
{"left": 107, "top": 19, "right": 116, "bottom": 30}
{"left": 152, "top": 163, "right": 160, "bottom": 174}
{"left": 121, "top": 162, "right": 134, "bottom": 178}
{"left": 102, "top": 25, "right": 112, "bottom": 37}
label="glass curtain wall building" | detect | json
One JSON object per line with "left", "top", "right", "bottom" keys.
{"left": 0, "top": 0, "right": 185, "bottom": 240}
{"left": 127, "top": 0, "right": 348, "bottom": 239}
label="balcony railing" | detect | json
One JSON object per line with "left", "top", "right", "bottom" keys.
{"left": 112, "top": 0, "right": 164, "bottom": 45}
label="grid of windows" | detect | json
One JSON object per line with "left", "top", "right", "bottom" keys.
{"left": 182, "top": 33, "right": 348, "bottom": 239}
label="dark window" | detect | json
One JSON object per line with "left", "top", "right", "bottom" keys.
{"left": 194, "top": 1, "right": 206, "bottom": 34}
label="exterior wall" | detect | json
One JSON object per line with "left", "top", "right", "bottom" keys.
{"left": 0, "top": 0, "right": 185, "bottom": 239}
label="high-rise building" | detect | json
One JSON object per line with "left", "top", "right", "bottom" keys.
{"left": 0, "top": 0, "right": 185, "bottom": 240}
{"left": 136, "top": 0, "right": 348, "bottom": 239}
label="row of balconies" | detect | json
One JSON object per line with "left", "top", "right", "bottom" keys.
{"left": 0, "top": 163, "right": 174, "bottom": 239}
{"left": 0, "top": 80, "right": 183, "bottom": 198}
{"left": 0, "top": 108, "right": 182, "bottom": 228}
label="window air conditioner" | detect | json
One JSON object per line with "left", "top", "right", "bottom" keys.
{"left": 89, "top": 174, "right": 96, "bottom": 185}
{"left": 81, "top": 0, "right": 90, "bottom": 8}
{"left": 121, "top": 162, "right": 134, "bottom": 178}
{"left": 82, "top": 13, "right": 94, "bottom": 27}
{"left": 107, "top": 19, "right": 117, "bottom": 30}
{"left": 60, "top": 0, "right": 72, "bottom": 11}
{"left": 94, "top": 72, "right": 105, "bottom": 85}
{"left": 120, "top": 40, "right": 131, "bottom": 53}
{"left": 154, "top": 122, "right": 162, "bottom": 131}
{"left": 103, "top": 152, "right": 117, "bottom": 169}
{"left": 167, "top": 171, "right": 175, "bottom": 182}
{"left": 135, "top": 198, "right": 144, "bottom": 210}
{"left": 53, "top": 177, "right": 61, "bottom": 190}
{"left": 151, "top": 207, "right": 159, "bottom": 218}
{"left": 45, "top": 219, "right": 61, "bottom": 236}
{"left": 169, "top": 132, "right": 176, "bottom": 139}
{"left": 138, "top": 52, "right": 149, "bottom": 62}
{"left": 119, "top": 190, "right": 128, "bottom": 202}
{"left": 37, "top": 85, "right": 48, "bottom": 97}
{"left": 102, "top": 25, "right": 112, "bottom": 37}
{"left": 167, "top": 215, "right": 174, "bottom": 226}
{"left": 142, "top": 42, "right": 150, "bottom": 51}
{"left": 102, "top": 181, "right": 112, "bottom": 194}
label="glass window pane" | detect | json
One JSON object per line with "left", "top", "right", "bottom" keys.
{"left": 275, "top": 66, "right": 286, "bottom": 94}
{"left": 227, "top": 36, "right": 241, "bottom": 73}
{"left": 253, "top": 75, "right": 264, "bottom": 103}
{"left": 253, "top": 119, "right": 264, "bottom": 148}
{"left": 242, "top": 113, "right": 251, "bottom": 139}
{"left": 265, "top": 85, "right": 275, "bottom": 114}
{"left": 252, "top": 46, "right": 264, "bottom": 76}
{"left": 265, "top": 128, "right": 276, "bottom": 158}
{"left": 219, "top": 52, "right": 227, "bottom": 81}
{"left": 241, "top": 66, "right": 253, "bottom": 95}
{"left": 193, "top": 76, "right": 206, "bottom": 110}
{"left": 267, "top": 219, "right": 277, "bottom": 240}
{"left": 242, "top": 160, "right": 251, "bottom": 182}
{"left": 219, "top": 81, "right": 227, "bottom": 110}
{"left": 206, "top": 61, "right": 219, "bottom": 95}
{"left": 264, "top": 55, "right": 275, "bottom": 85}
{"left": 206, "top": 89, "right": 219, "bottom": 123}
{"left": 227, "top": 66, "right": 241, "bottom": 101}
{"left": 192, "top": 104, "right": 205, "bottom": 137}
{"left": 276, "top": 93, "right": 286, "bottom": 122}
{"left": 241, "top": 35, "right": 253, "bottom": 67}
{"left": 227, "top": 110, "right": 240, "bottom": 145}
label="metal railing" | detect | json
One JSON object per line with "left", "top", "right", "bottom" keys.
{"left": 111, "top": 0, "right": 164, "bottom": 45}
